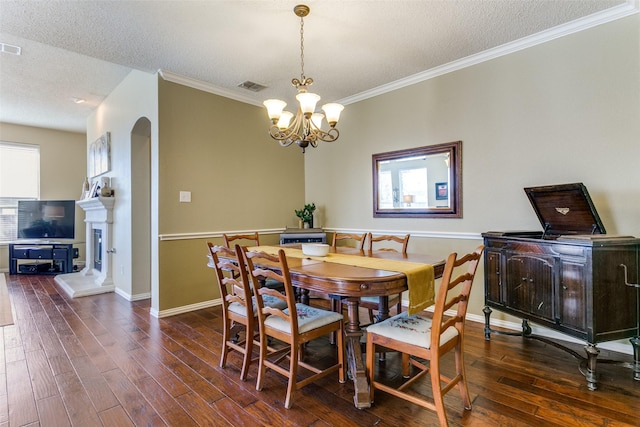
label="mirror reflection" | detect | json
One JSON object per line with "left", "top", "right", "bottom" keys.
{"left": 373, "top": 141, "right": 462, "bottom": 218}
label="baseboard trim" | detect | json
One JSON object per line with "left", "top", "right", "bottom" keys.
{"left": 115, "top": 287, "right": 151, "bottom": 301}
{"left": 151, "top": 298, "right": 222, "bottom": 318}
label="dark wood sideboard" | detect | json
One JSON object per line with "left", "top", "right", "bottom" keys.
{"left": 482, "top": 183, "right": 640, "bottom": 390}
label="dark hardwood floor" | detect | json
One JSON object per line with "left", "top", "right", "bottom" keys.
{"left": 2, "top": 273, "right": 639, "bottom": 426}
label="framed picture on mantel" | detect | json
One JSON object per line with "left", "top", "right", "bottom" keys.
{"left": 89, "top": 132, "right": 111, "bottom": 178}
{"left": 88, "top": 180, "right": 100, "bottom": 198}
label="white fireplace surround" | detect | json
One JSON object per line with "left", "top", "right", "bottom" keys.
{"left": 55, "top": 196, "right": 115, "bottom": 298}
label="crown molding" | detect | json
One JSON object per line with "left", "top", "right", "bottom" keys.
{"left": 338, "top": 0, "right": 639, "bottom": 105}
{"left": 158, "top": 69, "right": 263, "bottom": 107}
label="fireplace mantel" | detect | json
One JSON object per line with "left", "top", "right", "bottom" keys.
{"left": 76, "top": 197, "right": 115, "bottom": 223}
{"left": 55, "top": 196, "right": 116, "bottom": 298}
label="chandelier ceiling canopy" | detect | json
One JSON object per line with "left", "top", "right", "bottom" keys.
{"left": 263, "top": 4, "right": 344, "bottom": 153}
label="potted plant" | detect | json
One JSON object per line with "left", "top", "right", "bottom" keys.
{"left": 295, "top": 203, "right": 316, "bottom": 228}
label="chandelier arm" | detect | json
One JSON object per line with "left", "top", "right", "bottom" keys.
{"left": 308, "top": 118, "right": 339, "bottom": 142}
{"left": 280, "top": 139, "right": 295, "bottom": 148}
{"left": 269, "top": 126, "right": 301, "bottom": 143}
{"left": 268, "top": 109, "right": 305, "bottom": 142}
{"left": 268, "top": 127, "right": 296, "bottom": 146}
{"left": 313, "top": 128, "right": 340, "bottom": 143}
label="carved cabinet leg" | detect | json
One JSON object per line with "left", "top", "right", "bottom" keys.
{"left": 521, "top": 319, "right": 532, "bottom": 336}
{"left": 483, "top": 305, "right": 492, "bottom": 340}
{"left": 631, "top": 336, "right": 640, "bottom": 381}
{"left": 584, "top": 344, "right": 600, "bottom": 391}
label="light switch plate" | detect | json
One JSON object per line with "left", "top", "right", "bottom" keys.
{"left": 179, "top": 191, "right": 191, "bottom": 203}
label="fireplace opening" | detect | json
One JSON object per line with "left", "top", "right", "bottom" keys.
{"left": 93, "top": 229, "right": 102, "bottom": 271}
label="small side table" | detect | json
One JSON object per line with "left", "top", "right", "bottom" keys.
{"left": 279, "top": 228, "right": 326, "bottom": 244}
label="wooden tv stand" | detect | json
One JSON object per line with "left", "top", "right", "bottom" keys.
{"left": 9, "top": 242, "right": 77, "bottom": 275}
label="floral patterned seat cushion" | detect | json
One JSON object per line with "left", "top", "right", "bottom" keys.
{"left": 228, "top": 294, "right": 287, "bottom": 317}
{"left": 366, "top": 311, "right": 458, "bottom": 349}
{"left": 264, "top": 303, "right": 343, "bottom": 334}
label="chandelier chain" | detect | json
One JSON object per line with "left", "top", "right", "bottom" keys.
{"left": 299, "top": 14, "right": 305, "bottom": 82}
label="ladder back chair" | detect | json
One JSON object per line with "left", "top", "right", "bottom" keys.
{"left": 207, "top": 242, "right": 257, "bottom": 381}
{"left": 361, "top": 233, "right": 411, "bottom": 323}
{"left": 367, "top": 233, "right": 410, "bottom": 254}
{"left": 224, "top": 232, "right": 283, "bottom": 290}
{"left": 223, "top": 232, "right": 260, "bottom": 248}
{"left": 365, "top": 245, "right": 485, "bottom": 427}
{"left": 331, "top": 232, "right": 367, "bottom": 251}
{"left": 240, "top": 246, "right": 346, "bottom": 409}
{"left": 330, "top": 233, "right": 367, "bottom": 322}
{"left": 207, "top": 242, "right": 286, "bottom": 381}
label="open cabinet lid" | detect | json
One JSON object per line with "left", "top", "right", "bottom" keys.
{"left": 524, "top": 183, "right": 606, "bottom": 237}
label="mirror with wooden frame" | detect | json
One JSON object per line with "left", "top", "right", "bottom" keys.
{"left": 372, "top": 141, "right": 462, "bottom": 218}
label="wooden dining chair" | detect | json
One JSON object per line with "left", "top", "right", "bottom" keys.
{"left": 224, "top": 232, "right": 284, "bottom": 290}
{"left": 329, "top": 232, "right": 367, "bottom": 320}
{"left": 365, "top": 245, "right": 484, "bottom": 427}
{"left": 331, "top": 232, "right": 367, "bottom": 251}
{"left": 240, "top": 246, "right": 345, "bottom": 409}
{"left": 207, "top": 242, "right": 286, "bottom": 381}
{"left": 361, "top": 233, "right": 411, "bottom": 323}
{"left": 223, "top": 232, "right": 260, "bottom": 248}
{"left": 367, "top": 233, "right": 410, "bottom": 254}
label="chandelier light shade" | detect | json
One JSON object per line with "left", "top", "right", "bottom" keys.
{"left": 263, "top": 4, "right": 344, "bottom": 153}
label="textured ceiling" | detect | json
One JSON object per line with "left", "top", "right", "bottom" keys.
{"left": 0, "top": 0, "right": 634, "bottom": 133}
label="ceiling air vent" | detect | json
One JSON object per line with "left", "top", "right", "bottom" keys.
{"left": 237, "top": 81, "right": 267, "bottom": 92}
{"left": 0, "top": 43, "right": 22, "bottom": 55}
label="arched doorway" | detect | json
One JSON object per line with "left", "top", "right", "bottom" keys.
{"left": 130, "top": 118, "right": 151, "bottom": 298}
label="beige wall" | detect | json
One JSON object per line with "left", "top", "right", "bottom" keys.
{"left": 306, "top": 14, "right": 640, "bottom": 327}
{"left": 0, "top": 122, "right": 87, "bottom": 271}
{"left": 156, "top": 79, "right": 305, "bottom": 311}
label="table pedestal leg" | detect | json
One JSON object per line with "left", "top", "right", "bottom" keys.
{"left": 374, "top": 296, "right": 390, "bottom": 323}
{"left": 300, "top": 288, "right": 309, "bottom": 305}
{"left": 344, "top": 297, "right": 371, "bottom": 409}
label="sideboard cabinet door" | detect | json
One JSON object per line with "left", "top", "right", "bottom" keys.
{"left": 505, "top": 253, "right": 554, "bottom": 321}
{"left": 485, "top": 249, "right": 503, "bottom": 304}
{"left": 559, "top": 259, "right": 587, "bottom": 333}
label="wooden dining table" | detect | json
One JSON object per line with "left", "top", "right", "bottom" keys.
{"left": 253, "top": 245, "right": 446, "bottom": 409}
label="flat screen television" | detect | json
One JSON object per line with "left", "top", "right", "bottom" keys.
{"left": 17, "top": 200, "right": 75, "bottom": 240}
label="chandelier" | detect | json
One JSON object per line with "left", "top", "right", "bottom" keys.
{"left": 263, "top": 4, "right": 344, "bottom": 153}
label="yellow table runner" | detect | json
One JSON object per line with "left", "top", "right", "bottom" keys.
{"left": 252, "top": 246, "right": 435, "bottom": 315}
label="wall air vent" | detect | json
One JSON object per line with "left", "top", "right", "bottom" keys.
{"left": 237, "top": 81, "right": 267, "bottom": 92}
{"left": 0, "top": 43, "right": 22, "bottom": 55}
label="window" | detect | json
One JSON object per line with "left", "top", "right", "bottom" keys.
{"left": 0, "top": 142, "right": 40, "bottom": 243}
{"left": 399, "top": 167, "right": 428, "bottom": 207}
